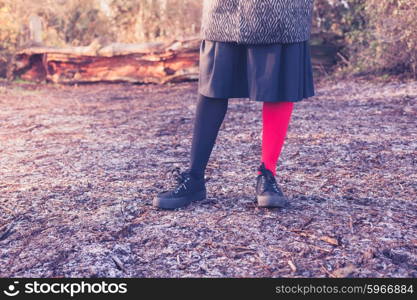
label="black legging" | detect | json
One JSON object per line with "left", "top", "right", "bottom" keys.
{"left": 187, "top": 94, "right": 229, "bottom": 179}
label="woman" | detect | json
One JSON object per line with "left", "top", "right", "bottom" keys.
{"left": 153, "top": 0, "right": 315, "bottom": 209}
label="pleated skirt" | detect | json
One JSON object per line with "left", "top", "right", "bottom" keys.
{"left": 198, "top": 39, "right": 315, "bottom": 102}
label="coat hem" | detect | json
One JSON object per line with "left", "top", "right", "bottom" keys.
{"left": 200, "top": 34, "right": 311, "bottom": 45}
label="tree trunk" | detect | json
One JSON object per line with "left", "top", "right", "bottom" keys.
{"left": 10, "top": 36, "right": 200, "bottom": 84}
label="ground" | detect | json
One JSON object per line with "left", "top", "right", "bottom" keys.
{"left": 0, "top": 75, "right": 416, "bottom": 278}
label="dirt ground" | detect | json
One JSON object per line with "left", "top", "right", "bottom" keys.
{"left": 0, "top": 75, "right": 416, "bottom": 278}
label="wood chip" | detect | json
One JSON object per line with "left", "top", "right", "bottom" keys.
{"left": 288, "top": 260, "right": 297, "bottom": 273}
{"left": 331, "top": 264, "right": 357, "bottom": 278}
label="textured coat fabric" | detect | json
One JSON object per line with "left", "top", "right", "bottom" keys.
{"left": 200, "top": 0, "right": 314, "bottom": 44}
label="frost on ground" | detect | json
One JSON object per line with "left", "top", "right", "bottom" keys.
{"left": 0, "top": 76, "right": 416, "bottom": 277}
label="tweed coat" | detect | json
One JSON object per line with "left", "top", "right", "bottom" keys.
{"left": 200, "top": 0, "right": 314, "bottom": 44}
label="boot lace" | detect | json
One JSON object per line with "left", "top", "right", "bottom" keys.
{"left": 258, "top": 163, "right": 281, "bottom": 194}
{"left": 170, "top": 167, "right": 191, "bottom": 194}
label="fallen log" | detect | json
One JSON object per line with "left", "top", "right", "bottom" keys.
{"left": 10, "top": 36, "right": 201, "bottom": 84}
{"left": 9, "top": 33, "right": 342, "bottom": 84}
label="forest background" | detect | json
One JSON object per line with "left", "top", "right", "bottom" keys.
{"left": 0, "top": 0, "right": 416, "bottom": 80}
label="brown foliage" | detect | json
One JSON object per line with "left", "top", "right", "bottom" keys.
{"left": 339, "top": 0, "right": 417, "bottom": 77}
{"left": 1, "top": 0, "right": 416, "bottom": 78}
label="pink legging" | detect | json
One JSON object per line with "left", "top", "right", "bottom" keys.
{"left": 258, "top": 101, "right": 294, "bottom": 176}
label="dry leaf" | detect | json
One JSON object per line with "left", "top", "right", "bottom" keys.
{"left": 331, "top": 264, "right": 357, "bottom": 278}
{"left": 320, "top": 236, "right": 339, "bottom": 246}
{"left": 288, "top": 260, "right": 297, "bottom": 273}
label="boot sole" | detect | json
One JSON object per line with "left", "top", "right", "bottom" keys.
{"left": 257, "top": 194, "right": 289, "bottom": 208}
{"left": 153, "top": 189, "right": 207, "bottom": 210}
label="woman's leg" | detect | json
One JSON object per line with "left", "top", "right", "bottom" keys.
{"left": 188, "top": 94, "right": 229, "bottom": 179}
{"left": 258, "top": 101, "right": 294, "bottom": 176}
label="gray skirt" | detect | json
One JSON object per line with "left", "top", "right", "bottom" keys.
{"left": 198, "top": 39, "right": 315, "bottom": 102}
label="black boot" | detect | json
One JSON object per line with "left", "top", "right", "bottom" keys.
{"left": 256, "top": 162, "right": 289, "bottom": 208}
{"left": 153, "top": 167, "right": 206, "bottom": 210}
